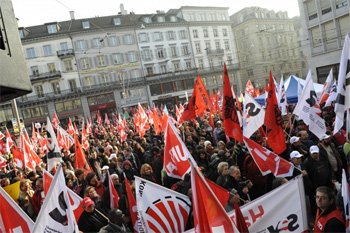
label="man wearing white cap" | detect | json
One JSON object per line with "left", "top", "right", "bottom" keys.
{"left": 318, "top": 134, "right": 345, "bottom": 183}
{"left": 289, "top": 136, "right": 308, "bottom": 157}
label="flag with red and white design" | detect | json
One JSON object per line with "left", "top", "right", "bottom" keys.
{"left": 0, "top": 154, "right": 6, "bottom": 168}
{"left": 67, "top": 118, "right": 75, "bottom": 136}
{"left": 81, "top": 123, "right": 89, "bottom": 151}
{"left": 105, "top": 113, "right": 110, "bottom": 126}
{"left": 57, "top": 126, "right": 74, "bottom": 151}
{"left": 31, "top": 124, "right": 38, "bottom": 151}
{"left": 164, "top": 118, "right": 192, "bottom": 179}
{"left": 245, "top": 80, "right": 255, "bottom": 97}
{"left": 124, "top": 174, "right": 140, "bottom": 233}
{"left": 108, "top": 171, "right": 119, "bottom": 210}
{"left": 243, "top": 94, "right": 265, "bottom": 138}
{"left": 243, "top": 136, "right": 293, "bottom": 177}
{"left": 0, "top": 186, "right": 34, "bottom": 233}
{"left": 341, "top": 169, "right": 350, "bottom": 232}
{"left": 5, "top": 128, "right": 13, "bottom": 153}
{"left": 40, "top": 137, "right": 48, "bottom": 157}
{"left": 86, "top": 116, "right": 92, "bottom": 134}
{"left": 138, "top": 103, "right": 150, "bottom": 136}
{"left": 135, "top": 176, "right": 191, "bottom": 233}
{"left": 51, "top": 112, "right": 60, "bottom": 129}
{"left": 0, "top": 131, "right": 4, "bottom": 140}
{"left": 97, "top": 111, "right": 102, "bottom": 126}
{"left": 21, "top": 135, "right": 42, "bottom": 170}
{"left": 0, "top": 140, "right": 7, "bottom": 155}
{"left": 319, "top": 69, "right": 334, "bottom": 105}
{"left": 46, "top": 117, "right": 62, "bottom": 172}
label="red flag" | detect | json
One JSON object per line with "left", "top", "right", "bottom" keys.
{"left": 86, "top": 117, "right": 92, "bottom": 134}
{"left": 194, "top": 75, "right": 211, "bottom": 115}
{"left": 124, "top": 176, "right": 139, "bottom": 233}
{"left": 97, "top": 111, "right": 102, "bottom": 126}
{"left": 179, "top": 91, "right": 197, "bottom": 124}
{"left": 12, "top": 147, "right": 25, "bottom": 169}
{"left": 40, "top": 137, "right": 48, "bottom": 157}
{"left": 234, "top": 202, "right": 250, "bottom": 233}
{"left": 245, "top": 80, "right": 255, "bottom": 97}
{"left": 255, "top": 88, "right": 260, "bottom": 97}
{"left": 22, "top": 135, "right": 41, "bottom": 170}
{"left": 31, "top": 124, "right": 38, "bottom": 148}
{"left": 5, "top": 127, "right": 13, "bottom": 152}
{"left": 243, "top": 136, "right": 293, "bottom": 177}
{"left": 0, "top": 152, "right": 7, "bottom": 168}
{"left": 0, "top": 130, "right": 4, "bottom": 140}
{"left": 205, "top": 178, "right": 230, "bottom": 208}
{"left": 57, "top": 126, "right": 74, "bottom": 151}
{"left": 191, "top": 164, "right": 238, "bottom": 232}
{"left": 81, "top": 123, "right": 89, "bottom": 151}
{"left": 52, "top": 112, "right": 60, "bottom": 129}
{"left": 74, "top": 135, "right": 92, "bottom": 175}
{"left": 0, "top": 188, "right": 34, "bottom": 232}
{"left": 105, "top": 113, "right": 110, "bottom": 126}
{"left": 68, "top": 118, "right": 75, "bottom": 135}
{"left": 108, "top": 171, "right": 119, "bottom": 210}
{"left": 153, "top": 110, "right": 162, "bottom": 135}
{"left": 264, "top": 71, "right": 286, "bottom": 154}
{"left": 164, "top": 119, "right": 191, "bottom": 179}
{"left": 175, "top": 105, "right": 181, "bottom": 122}
{"left": 161, "top": 112, "right": 168, "bottom": 132}
{"left": 222, "top": 64, "right": 243, "bottom": 143}
{"left": 137, "top": 104, "right": 150, "bottom": 136}
{"left": 73, "top": 123, "right": 79, "bottom": 135}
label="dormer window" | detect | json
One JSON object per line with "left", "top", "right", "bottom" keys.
{"left": 157, "top": 17, "right": 164, "bottom": 22}
{"left": 113, "top": 18, "right": 121, "bottom": 25}
{"left": 47, "top": 24, "right": 58, "bottom": 33}
{"left": 144, "top": 17, "right": 151, "bottom": 23}
{"left": 82, "top": 21, "right": 90, "bottom": 29}
{"left": 170, "top": 16, "right": 177, "bottom": 22}
{"left": 18, "top": 29, "right": 24, "bottom": 39}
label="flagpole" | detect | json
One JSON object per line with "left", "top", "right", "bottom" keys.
{"left": 95, "top": 208, "right": 109, "bottom": 222}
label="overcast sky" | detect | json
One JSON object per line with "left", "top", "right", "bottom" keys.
{"left": 12, "top": 0, "right": 300, "bottom": 27}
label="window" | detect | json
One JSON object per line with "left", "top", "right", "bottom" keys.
{"left": 211, "top": 76, "right": 217, "bottom": 84}
{"left": 307, "top": 0, "right": 317, "bottom": 20}
{"left": 156, "top": 48, "right": 166, "bottom": 59}
{"left": 170, "top": 47, "right": 178, "bottom": 57}
{"left": 60, "top": 42, "right": 68, "bottom": 50}
{"left": 139, "top": 33, "right": 148, "bottom": 42}
{"left": 101, "top": 74, "right": 109, "bottom": 86}
{"left": 18, "top": 29, "right": 24, "bottom": 39}
{"left": 193, "top": 30, "right": 198, "bottom": 38}
{"left": 31, "top": 107, "right": 41, "bottom": 117}
{"left": 64, "top": 101, "right": 73, "bottom": 111}
{"left": 43, "top": 45, "right": 52, "bottom": 56}
{"left": 124, "top": 35, "right": 134, "bottom": 44}
{"left": 213, "top": 29, "right": 218, "bottom": 37}
{"left": 150, "top": 84, "right": 162, "bottom": 96}
{"left": 47, "top": 25, "right": 57, "bottom": 33}
{"left": 52, "top": 82, "right": 61, "bottom": 94}
{"left": 215, "top": 42, "right": 221, "bottom": 51}
{"left": 173, "top": 62, "right": 180, "bottom": 71}
{"left": 93, "top": 38, "right": 101, "bottom": 48}
{"left": 81, "top": 58, "right": 89, "bottom": 69}
{"left": 64, "top": 60, "right": 73, "bottom": 72}
{"left": 76, "top": 40, "right": 86, "bottom": 50}
{"left": 182, "top": 45, "right": 190, "bottom": 55}
{"left": 22, "top": 109, "right": 31, "bottom": 118}
{"left": 127, "top": 52, "right": 137, "bottom": 62}
{"left": 198, "top": 59, "right": 204, "bottom": 70}
{"left": 195, "top": 43, "right": 201, "bottom": 54}
{"left": 205, "top": 42, "right": 211, "bottom": 50}
{"left": 26, "top": 48, "right": 36, "bottom": 58}
{"left": 35, "top": 85, "right": 44, "bottom": 98}
{"left": 202, "top": 77, "right": 207, "bottom": 86}
{"left": 175, "top": 80, "right": 184, "bottom": 91}
{"left": 339, "top": 15, "right": 350, "bottom": 39}
{"left": 324, "top": 21, "right": 336, "bottom": 43}
{"left": 74, "top": 100, "right": 82, "bottom": 108}
{"left": 203, "top": 29, "right": 208, "bottom": 37}
{"left": 144, "top": 17, "right": 151, "bottom": 23}
{"left": 157, "top": 16, "right": 164, "bottom": 22}
{"left": 47, "top": 63, "right": 56, "bottom": 73}
{"left": 247, "top": 69, "right": 254, "bottom": 76}
{"left": 224, "top": 41, "right": 230, "bottom": 51}
{"left": 97, "top": 55, "right": 105, "bottom": 66}
{"left": 82, "top": 21, "right": 90, "bottom": 29}
{"left": 167, "top": 31, "right": 176, "bottom": 40}
{"left": 85, "top": 76, "right": 93, "bottom": 88}
{"left": 222, "top": 29, "right": 227, "bottom": 36}
{"left": 31, "top": 66, "right": 39, "bottom": 76}
{"left": 108, "top": 36, "right": 118, "bottom": 46}
{"left": 160, "top": 65, "right": 167, "bottom": 73}
{"left": 179, "top": 30, "right": 187, "bottom": 39}
{"left": 209, "top": 58, "right": 214, "bottom": 68}
{"left": 162, "top": 82, "right": 173, "bottom": 93}
{"left": 311, "top": 26, "right": 322, "bottom": 47}
{"left": 68, "top": 79, "right": 77, "bottom": 92}
{"left": 336, "top": 0, "right": 348, "bottom": 9}
{"left": 154, "top": 32, "right": 163, "bottom": 41}
{"left": 113, "top": 18, "right": 121, "bottom": 25}
{"left": 186, "top": 61, "right": 192, "bottom": 69}
{"left": 146, "top": 67, "right": 154, "bottom": 75}
{"left": 185, "top": 78, "right": 194, "bottom": 89}
{"left": 113, "top": 53, "right": 123, "bottom": 64}
{"left": 142, "top": 50, "right": 152, "bottom": 61}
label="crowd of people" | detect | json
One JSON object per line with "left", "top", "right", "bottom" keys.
{"left": 0, "top": 102, "right": 349, "bottom": 232}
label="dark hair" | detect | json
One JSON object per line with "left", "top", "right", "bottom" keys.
{"left": 75, "top": 168, "right": 84, "bottom": 177}
{"left": 86, "top": 172, "right": 96, "bottom": 183}
{"left": 316, "top": 186, "right": 335, "bottom": 200}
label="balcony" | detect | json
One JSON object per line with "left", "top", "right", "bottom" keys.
{"left": 17, "top": 88, "right": 82, "bottom": 104}
{"left": 57, "top": 49, "right": 75, "bottom": 59}
{"left": 206, "top": 49, "right": 225, "bottom": 56}
{"left": 30, "top": 71, "right": 61, "bottom": 83}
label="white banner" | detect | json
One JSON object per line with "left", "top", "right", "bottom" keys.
{"left": 135, "top": 176, "right": 191, "bottom": 233}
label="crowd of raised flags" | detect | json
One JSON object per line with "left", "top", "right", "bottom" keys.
{"left": 0, "top": 33, "right": 349, "bottom": 232}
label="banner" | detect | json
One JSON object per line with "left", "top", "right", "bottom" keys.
{"left": 135, "top": 176, "right": 191, "bottom": 233}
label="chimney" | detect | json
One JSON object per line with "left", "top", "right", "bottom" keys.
{"left": 69, "top": 11, "right": 75, "bottom": 20}
{"left": 120, "top": 3, "right": 127, "bottom": 15}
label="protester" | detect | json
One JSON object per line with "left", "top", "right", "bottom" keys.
{"left": 78, "top": 197, "right": 108, "bottom": 233}
{"left": 98, "top": 209, "right": 131, "bottom": 233}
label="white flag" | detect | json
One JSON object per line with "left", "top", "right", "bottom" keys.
{"left": 46, "top": 117, "right": 62, "bottom": 172}
{"left": 243, "top": 93, "right": 265, "bottom": 138}
{"left": 278, "top": 76, "right": 288, "bottom": 116}
{"left": 334, "top": 33, "right": 350, "bottom": 134}
{"left": 318, "top": 68, "right": 334, "bottom": 104}
{"left": 33, "top": 165, "right": 79, "bottom": 232}
{"left": 325, "top": 81, "right": 337, "bottom": 107}
{"left": 293, "top": 70, "right": 326, "bottom": 136}
{"left": 297, "top": 79, "right": 303, "bottom": 102}
{"left": 342, "top": 169, "right": 350, "bottom": 233}
{"left": 347, "top": 109, "right": 350, "bottom": 141}
{"left": 135, "top": 176, "right": 191, "bottom": 233}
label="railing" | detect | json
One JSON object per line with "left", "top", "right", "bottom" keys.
{"left": 57, "top": 49, "right": 75, "bottom": 58}
{"left": 30, "top": 71, "right": 61, "bottom": 82}
{"left": 17, "top": 88, "right": 81, "bottom": 103}
{"left": 206, "top": 49, "right": 224, "bottom": 55}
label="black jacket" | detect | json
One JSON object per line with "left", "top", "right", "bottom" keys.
{"left": 78, "top": 207, "right": 108, "bottom": 233}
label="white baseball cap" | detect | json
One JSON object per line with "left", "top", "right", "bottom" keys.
{"left": 310, "top": 145, "right": 319, "bottom": 154}
{"left": 320, "top": 134, "right": 331, "bottom": 141}
{"left": 290, "top": 151, "right": 303, "bottom": 159}
{"left": 290, "top": 136, "right": 300, "bottom": 144}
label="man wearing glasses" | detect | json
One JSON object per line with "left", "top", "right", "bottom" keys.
{"left": 314, "top": 186, "right": 345, "bottom": 232}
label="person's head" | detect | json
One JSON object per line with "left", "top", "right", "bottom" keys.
{"left": 75, "top": 168, "right": 85, "bottom": 181}
{"left": 217, "top": 141, "right": 226, "bottom": 150}
{"left": 151, "top": 146, "right": 160, "bottom": 155}
{"left": 82, "top": 197, "right": 95, "bottom": 213}
{"left": 84, "top": 186, "right": 98, "bottom": 198}
{"left": 228, "top": 188, "right": 240, "bottom": 204}
{"left": 20, "top": 179, "right": 32, "bottom": 192}
{"left": 216, "top": 121, "right": 222, "bottom": 128}
{"left": 122, "top": 160, "right": 132, "bottom": 170}
{"left": 315, "top": 186, "right": 336, "bottom": 212}
{"left": 290, "top": 136, "right": 301, "bottom": 146}
{"left": 140, "top": 164, "right": 153, "bottom": 176}
{"left": 228, "top": 166, "right": 241, "bottom": 181}
{"left": 217, "top": 162, "right": 229, "bottom": 175}
{"left": 111, "top": 174, "right": 119, "bottom": 185}
{"left": 86, "top": 172, "right": 97, "bottom": 185}
{"left": 310, "top": 146, "right": 320, "bottom": 160}
{"left": 320, "top": 134, "right": 332, "bottom": 146}
{"left": 299, "top": 130, "right": 308, "bottom": 141}
{"left": 107, "top": 209, "right": 124, "bottom": 225}
{"left": 123, "top": 147, "right": 132, "bottom": 156}
{"left": 290, "top": 151, "right": 303, "bottom": 165}
{"left": 1, "top": 178, "right": 10, "bottom": 187}
{"left": 35, "top": 178, "right": 43, "bottom": 191}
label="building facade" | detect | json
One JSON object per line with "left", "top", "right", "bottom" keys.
{"left": 0, "top": 5, "right": 240, "bottom": 130}
{"left": 231, "top": 7, "right": 302, "bottom": 88}
{"left": 298, "top": 0, "right": 350, "bottom": 83}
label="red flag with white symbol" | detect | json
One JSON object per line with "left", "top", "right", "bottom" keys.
{"left": 68, "top": 118, "right": 75, "bottom": 136}
{"left": 97, "top": 111, "right": 102, "bottom": 126}
{"left": 108, "top": 171, "right": 119, "bottom": 210}
{"left": 124, "top": 174, "right": 140, "bottom": 233}
{"left": 51, "top": 112, "right": 60, "bottom": 129}
{"left": 105, "top": 113, "right": 110, "bottom": 126}
{"left": 57, "top": 126, "right": 74, "bottom": 151}
{"left": 81, "top": 123, "right": 89, "bottom": 151}
{"left": 245, "top": 80, "right": 255, "bottom": 97}
{"left": 5, "top": 127, "right": 13, "bottom": 153}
